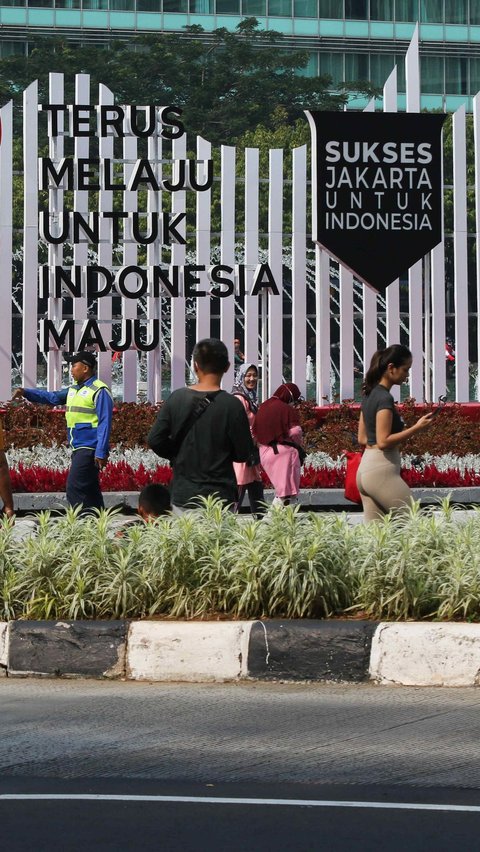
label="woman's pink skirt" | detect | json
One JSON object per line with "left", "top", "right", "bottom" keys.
{"left": 259, "top": 444, "right": 300, "bottom": 498}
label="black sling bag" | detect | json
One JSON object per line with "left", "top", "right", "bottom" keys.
{"left": 169, "top": 393, "right": 214, "bottom": 462}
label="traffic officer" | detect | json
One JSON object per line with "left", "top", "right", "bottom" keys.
{"left": 12, "top": 351, "right": 113, "bottom": 511}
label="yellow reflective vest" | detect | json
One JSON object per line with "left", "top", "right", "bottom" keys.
{"left": 65, "top": 379, "right": 112, "bottom": 451}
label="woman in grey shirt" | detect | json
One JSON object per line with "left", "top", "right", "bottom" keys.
{"left": 357, "top": 344, "right": 434, "bottom": 522}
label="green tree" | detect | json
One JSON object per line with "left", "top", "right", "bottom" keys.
{"left": 0, "top": 19, "right": 378, "bottom": 145}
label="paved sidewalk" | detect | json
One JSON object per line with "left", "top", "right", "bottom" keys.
{"left": 9, "top": 486, "right": 480, "bottom": 513}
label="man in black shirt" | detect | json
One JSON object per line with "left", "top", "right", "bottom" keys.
{"left": 147, "top": 339, "right": 255, "bottom": 512}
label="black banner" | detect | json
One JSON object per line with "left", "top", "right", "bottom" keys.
{"left": 306, "top": 111, "right": 447, "bottom": 294}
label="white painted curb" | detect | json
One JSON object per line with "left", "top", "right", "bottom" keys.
{"left": 0, "top": 622, "right": 8, "bottom": 674}
{"left": 126, "top": 621, "right": 253, "bottom": 682}
{"left": 369, "top": 623, "right": 480, "bottom": 687}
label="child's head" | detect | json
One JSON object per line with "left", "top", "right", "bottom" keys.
{"left": 138, "top": 484, "right": 172, "bottom": 521}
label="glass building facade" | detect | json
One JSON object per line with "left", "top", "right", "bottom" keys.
{"left": 1, "top": 0, "right": 479, "bottom": 110}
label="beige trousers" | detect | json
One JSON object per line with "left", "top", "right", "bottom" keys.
{"left": 356, "top": 446, "right": 413, "bottom": 522}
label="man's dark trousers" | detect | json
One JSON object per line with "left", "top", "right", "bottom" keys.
{"left": 66, "top": 448, "right": 104, "bottom": 511}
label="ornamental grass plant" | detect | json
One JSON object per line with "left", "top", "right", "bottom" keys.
{"left": 2, "top": 499, "right": 480, "bottom": 622}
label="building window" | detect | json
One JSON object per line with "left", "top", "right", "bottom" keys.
{"left": 345, "top": 0, "right": 368, "bottom": 18}
{"left": 138, "top": 0, "right": 161, "bottom": 9}
{"left": 296, "top": 52, "right": 318, "bottom": 75}
{"left": 163, "top": 0, "right": 187, "bottom": 8}
{"left": 370, "top": 0, "right": 393, "bottom": 19}
{"left": 319, "top": 0, "right": 342, "bottom": 16}
{"left": 56, "top": 0, "right": 81, "bottom": 7}
{"left": 393, "top": 53, "right": 406, "bottom": 88}
{"left": 420, "top": 0, "right": 443, "bottom": 23}
{"left": 444, "top": 0, "right": 466, "bottom": 23}
{"left": 395, "top": 0, "right": 418, "bottom": 22}
{"left": 345, "top": 52, "right": 369, "bottom": 80}
{"left": 268, "top": 0, "right": 292, "bottom": 14}
{"left": 445, "top": 56, "right": 467, "bottom": 94}
{"left": 82, "top": 0, "right": 109, "bottom": 8}
{"left": 0, "top": 41, "right": 26, "bottom": 54}
{"left": 294, "top": 0, "right": 317, "bottom": 16}
{"left": 421, "top": 55, "right": 444, "bottom": 93}
{"left": 215, "top": 0, "right": 240, "bottom": 11}
{"left": 27, "top": 0, "right": 54, "bottom": 7}
{"left": 370, "top": 53, "right": 396, "bottom": 86}
{"left": 242, "top": 0, "right": 266, "bottom": 13}
{"left": 319, "top": 51, "right": 344, "bottom": 81}
{"left": 110, "top": 0, "right": 135, "bottom": 8}
{"left": 470, "top": 59, "right": 480, "bottom": 96}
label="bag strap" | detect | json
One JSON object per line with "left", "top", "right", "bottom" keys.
{"left": 173, "top": 393, "right": 214, "bottom": 457}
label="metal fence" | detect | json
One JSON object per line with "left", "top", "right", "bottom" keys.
{"left": 0, "top": 25, "right": 479, "bottom": 403}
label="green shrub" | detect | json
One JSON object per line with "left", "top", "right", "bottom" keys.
{"left": 2, "top": 499, "right": 480, "bottom": 622}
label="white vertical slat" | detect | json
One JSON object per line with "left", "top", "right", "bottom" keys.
{"left": 430, "top": 128, "right": 447, "bottom": 402}
{"left": 170, "top": 132, "right": 187, "bottom": 391}
{"left": 316, "top": 248, "right": 331, "bottom": 403}
{"left": 268, "top": 149, "right": 284, "bottom": 395}
{"left": 122, "top": 123, "right": 139, "bottom": 401}
{"left": 46, "top": 74, "right": 64, "bottom": 390}
{"left": 22, "top": 80, "right": 39, "bottom": 387}
{"left": 383, "top": 66, "right": 401, "bottom": 397}
{"left": 195, "top": 136, "right": 212, "bottom": 344}
{"left": 244, "top": 147, "right": 260, "bottom": 374}
{"left": 405, "top": 25, "right": 424, "bottom": 399}
{"left": 406, "top": 24, "right": 421, "bottom": 114}
{"left": 0, "top": 100, "right": 13, "bottom": 399}
{"left": 431, "top": 240, "right": 447, "bottom": 399}
{"left": 361, "top": 96, "right": 378, "bottom": 378}
{"left": 423, "top": 253, "right": 432, "bottom": 402}
{"left": 146, "top": 110, "right": 162, "bottom": 403}
{"left": 97, "top": 84, "right": 114, "bottom": 390}
{"left": 339, "top": 266, "right": 354, "bottom": 400}
{"left": 475, "top": 93, "right": 480, "bottom": 400}
{"left": 219, "top": 145, "right": 236, "bottom": 388}
{"left": 407, "top": 279, "right": 424, "bottom": 399}
{"left": 72, "top": 74, "right": 90, "bottom": 354}
{"left": 292, "top": 145, "right": 307, "bottom": 398}
{"left": 453, "top": 104, "right": 470, "bottom": 401}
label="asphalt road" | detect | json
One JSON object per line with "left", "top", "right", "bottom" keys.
{"left": 1, "top": 679, "right": 480, "bottom": 851}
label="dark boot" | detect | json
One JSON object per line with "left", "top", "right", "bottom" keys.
{"left": 247, "top": 480, "right": 266, "bottom": 518}
{"left": 236, "top": 485, "right": 247, "bottom": 512}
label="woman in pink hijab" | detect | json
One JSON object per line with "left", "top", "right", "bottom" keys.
{"left": 253, "top": 383, "right": 304, "bottom": 507}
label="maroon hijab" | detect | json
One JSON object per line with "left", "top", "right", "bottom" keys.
{"left": 253, "top": 383, "right": 302, "bottom": 445}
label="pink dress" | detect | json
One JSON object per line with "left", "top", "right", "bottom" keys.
{"left": 259, "top": 424, "right": 303, "bottom": 498}
{"left": 233, "top": 395, "right": 263, "bottom": 487}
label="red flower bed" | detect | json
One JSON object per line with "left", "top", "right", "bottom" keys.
{"left": 401, "top": 465, "right": 480, "bottom": 488}
{"left": 99, "top": 462, "right": 173, "bottom": 491}
{"left": 9, "top": 463, "right": 173, "bottom": 493}
{"left": 9, "top": 461, "right": 480, "bottom": 493}
{"left": 10, "top": 464, "right": 69, "bottom": 493}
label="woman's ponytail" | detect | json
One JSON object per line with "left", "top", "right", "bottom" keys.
{"left": 362, "top": 344, "right": 412, "bottom": 395}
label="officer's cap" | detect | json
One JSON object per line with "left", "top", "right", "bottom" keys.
{"left": 65, "top": 351, "right": 97, "bottom": 369}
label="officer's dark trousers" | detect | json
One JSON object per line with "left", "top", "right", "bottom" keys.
{"left": 66, "top": 448, "right": 104, "bottom": 512}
